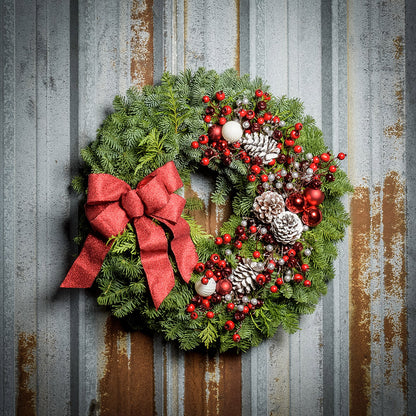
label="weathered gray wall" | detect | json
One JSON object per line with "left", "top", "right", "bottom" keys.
{"left": 1, "top": 0, "right": 414, "bottom": 415}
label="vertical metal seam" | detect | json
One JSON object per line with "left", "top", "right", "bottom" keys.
{"left": 69, "top": 0, "right": 80, "bottom": 414}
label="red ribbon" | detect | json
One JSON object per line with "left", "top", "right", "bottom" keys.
{"left": 61, "top": 161, "right": 198, "bottom": 309}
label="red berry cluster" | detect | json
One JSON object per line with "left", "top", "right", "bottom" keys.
{"left": 185, "top": 254, "right": 233, "bottom": 321}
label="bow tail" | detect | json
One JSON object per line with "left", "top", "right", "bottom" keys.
{"left": 159, "top": 217, "right": 198, "bottom": 283}
{"left": 134, "top": 217, "right": 176, "bottom": 309}
{"left": 61, "top": 234, "right": 112, "bottom": 288}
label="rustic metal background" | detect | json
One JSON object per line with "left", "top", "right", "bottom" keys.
{"left": 1, "top": 0, "right": 415, "bottom": 415}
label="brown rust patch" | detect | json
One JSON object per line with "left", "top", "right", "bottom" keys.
{"left": 184, "top": 184, "right": 232, "bottom": 235}
{"left": 17, "top": 333, "right": 37, "bottom": 416}
{"left": 131, "top": 0, "right": 154, "bottom": 87}
{"left": 349, "top": 187, "right": 372, "bottom": 416}
{"left": 218, "top": 352, "right": 242, "bottom": 414}
{"left": 384, "top": 118, "right": 404, "bottom": 139}
{"left": 393, "top": 35, "right": 404, "bottom": 60}
{"left": 99, "top": 316, "right": 154, "bottom": 415}
{"left": 184, "top": 352, "right": 208, "bottom": 416}
{"left": 382, "top": 172, "right": 407, "bottom": 394}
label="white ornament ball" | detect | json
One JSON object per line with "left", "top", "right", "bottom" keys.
{"left": 222, "top": 121, "right": 243, "bottom": 143}
{"left": 194, "top": 277, "right": 216, "bottom": 297}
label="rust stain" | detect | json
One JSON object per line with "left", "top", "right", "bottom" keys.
{"left": 235, "top": 0, "right": 240, "bottom": 74}
{"left": 99, "top": 317, "right": 154, "bottom": 415}
{"left": 384, "top": 118, "right": 404, "bottom": 139}
{"left": 395, "top": 85, "right": 404, "bottom": 104}
{"left": 184, "top": 352, "right": 208, "bottom": 416}
{"left": 218, "top": 352, "right": 242, "bottom": 414}
{"left": 17, "top": 333, "right": 37, "bottom": 416}
{"left": 349, "top": 186, "right": 372, "bottom": 416}
{"left": 382, "top": 172, "right": 407, "bottom": 395}
{"left": 131, "top": 0, "right": 154, "bottom": 87}
{"left": 393, "top": 35, "right": 404, "bottom": 60}
{"left": 185, "top": 184, "right": 232, "bottom": 235}
{"left": 206, "top": 357, "right": 219, "bottom": 415}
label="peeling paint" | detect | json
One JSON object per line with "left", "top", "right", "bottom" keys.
{"left": 99, "top": 317, "right": 154, "bottom": 415}
{"left": 17, "top": 333, "right": 37, "bottom": 416}
{"left": 131, "top": 0, "right": 154, "bottom": 87}
{"left": 349, "top": 186, "right": 372, "bottom": 415}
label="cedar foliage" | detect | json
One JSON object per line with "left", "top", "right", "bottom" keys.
{"left": 73, "top": 68, "right": 353, "bottom": 352}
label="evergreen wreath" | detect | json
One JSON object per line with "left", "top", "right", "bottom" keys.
{"left": 66, "top": 68, "right": 353, "bottom": 353}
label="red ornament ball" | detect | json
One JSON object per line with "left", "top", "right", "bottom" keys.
{"left": 206, "top": 311, "right": 214, "bottom": 319}
{"left": 208, "top": 124, "right": 222, "bottom": 141}
{"left": 216, "top": 278, "right": 232, "bottom": 295}
{"left": 304, "top": 187, "right": 325, "bottom": 206}
{"left": 255, "top": 89, "right": 264, "bottom": 97}
{"left": 270, "top": 285, "right": 278, "bottom": 293}
{"left": 329, "top": 165, "right": 337, "bottom": 173}
{"left": 295, "top": 122, "right": 303, "bottom": 131}
{"left": 191, "top": 141, "right": 199, "bottom": 149}
{"left": 301, "top": 264, "right": 310, "bottom": 272}
{"left": 191, "top": 312, "right": 198, "bottom": 319}
{"left": 227, "top": 302, "right": 235, "bottom": 310}
{"left": 247, "top": 174, "right": 256, "bottom": 182}
{"left": 202, "top": 95, "right": 210, "bottom": 103}
{"left": 286, "top": 193, "right": 306, "bottom": 213}
{"left": 294, "top": 145, "right": 302, "bottom": 153}
{"left": 218, "top": 117, "right": 227, "bottom": 125}
{"left": 253, "top": 250, "right": 261, "bottom": 258}
{"left": 200, "top": 157, "right": 210, "bottom": 166}
{"left": 337, "top": 152, "right": 346, "bottom": 160}
{"left": 204, "top": 115, "right": 211, "bottom": 123}
{"left": 233, "top": 333, "right": 241, "bottom": 342}
{"left": 302, "top": 206, "right": 323, "bottom": 227}
{"left": 304, "top": 280, "right": 311, "bottom": 287}
{"left": 276, "top": 277, "right": 284, "bottom": 285}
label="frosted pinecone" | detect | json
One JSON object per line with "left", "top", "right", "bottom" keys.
{"left": 229, "top": 259, "right": 258, "bottom": 295}
{"left": 253, "top": 191, "right": 285, "bottom": 223}
{"left": 271, "top": 211, "right": 303, "bottom": 245}
{"left": 241, "top": 132, "right": 280, "bottom": 163}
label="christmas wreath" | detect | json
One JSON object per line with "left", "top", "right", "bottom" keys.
{"left": 62, "top": 68, "right": 353, "bottom": 353}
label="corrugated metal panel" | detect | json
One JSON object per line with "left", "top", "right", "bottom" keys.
{"left": 1, "top": 0, "right": 414, "bottom": 415}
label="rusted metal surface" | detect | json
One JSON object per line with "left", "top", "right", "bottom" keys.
{"left": 1, "top": 0, "right": 414, "bottom": 415}
{"left": 98, "top": 317, "right": 155, "bottom": 415}
{"left": 17, "top": 333, "right": 37, "bottom": 416}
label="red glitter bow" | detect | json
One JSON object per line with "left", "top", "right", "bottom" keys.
{"left": 61, "top": 161, "right": 198, "bottom": 309}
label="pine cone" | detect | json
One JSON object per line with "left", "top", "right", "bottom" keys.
{"left": 271, "top": 211, "right": 304, "bottom": 245}
{"left": 253, "top": 191, "right": 285, "bottom": 223}
{"left": 229, "top": 259, "right": 258, "bottom": 295}
{"left": 241, "top": 133, "right": 280, "bottom": 163}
